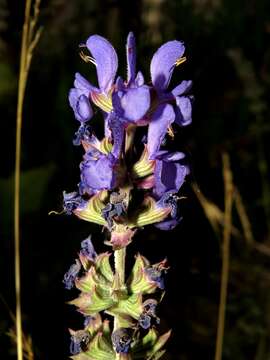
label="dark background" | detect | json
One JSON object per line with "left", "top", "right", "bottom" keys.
{"left": 1, "top": 0, "right": 270, "bottom": 359}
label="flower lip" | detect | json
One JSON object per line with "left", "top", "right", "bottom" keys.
{"left": 153, "top": 153, "right": 188, "bottom": 198}
{"left": 86, "top": 34, "right": 118, "bottom": 92}
{"left": 80, "top": 153, "right": 117, "bottom": 192}
{"left": 147, "top": 103, "right": 175, "bottom": 160}
{"left": 150, "top": 40, "right": 185, "bottom": 91}
{"left": 112, "top": 85, "right": 151, "bottom": 123}
{"left": 76, "top": 94, "right": 93, "bottom": 122}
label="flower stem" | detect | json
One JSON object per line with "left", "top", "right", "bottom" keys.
{"left": 113, "top": 247, "right": 126, "bottom": 330}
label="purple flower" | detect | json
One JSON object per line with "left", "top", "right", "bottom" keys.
{"left": 147, "top": 40, "right": 193, "bottom": 158}
{"left": 155, "top": 191, "right": 182, "bottom": 230}
{"left": 69, "top": 77, "right": 94, "bottom": 123}
{"left": 138, "top": 299, "right": 160, "bottom": 329}
{"left": 154, "top": 215, "right": 182, "bottom": 231}
{"left": 138, "top": 314, "right": 152, "bottom": 329}
{"left": 69, "top": 33, "right": 150, "bottom": 157}
{"left": 147, "top": 104, "right": 175, "bottom": 159}
{"left": 126, "top": 31, "right": 136, "bottom": 84}
{"left": 111, "top": 328, "right": 133, "bottom": 354}
{"left": 86, "top": 35, "right": 118, "bottom": 94}
{"left": 101, "top": 190, "right": 127, "bottom": 228}
{"left": 153, "top": 151, "right": 188, "bottom": 198}
{"left": 145, "top": 267, "right": 165, "bottom": 290}
{"left": 69, "top": 329, "right": 90, "bottom": 355}
{"left": 144, "top": 259, "right": 168, "bottom": 290}
{"left": 63, "top": 191, "right": 85, "bottom": 215}
{"left": 79, "top": 235, "right": 97, "bottom": 261}
{"left": 83, "top": 315, "right": 93, "bottom": 328}
{"left": 79, "top": 152, "right": 117, "bottom": 193}
{"left": 73, "top": 123, "right": 92, "bottom": 146}
{"left": 63, "top": 259, "right": 81, "bottom": 290}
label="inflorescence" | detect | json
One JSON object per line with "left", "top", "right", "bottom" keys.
{"left": 62, "top": 31, "right": 192, "bottom": 359}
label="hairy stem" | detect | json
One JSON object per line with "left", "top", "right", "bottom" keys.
{"left": 113, "top": 247, "right": 126, "bottom": 330}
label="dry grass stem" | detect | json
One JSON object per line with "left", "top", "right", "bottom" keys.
{"left": 15, "top": 1, "right": 42, "bottom": 359}
{"left": 234, "top": 188, "right": 254, "bottom": 245}
{"left": 192, "top": 183, "right": 241, "bottom": 238}
{"left": 214, "top": 153, "right": 234, "bottom": 360}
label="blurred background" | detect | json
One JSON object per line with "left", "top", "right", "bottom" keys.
{"left": 1, "top": 0, "right": 270, "bottom": 359}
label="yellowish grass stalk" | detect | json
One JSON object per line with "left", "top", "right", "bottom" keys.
{"left": 214, "top": 153, "right": 234, "bottom": 360}
{"left": 15, "top": 1, "right": 42, "bottom": 359}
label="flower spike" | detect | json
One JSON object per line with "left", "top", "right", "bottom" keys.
{"left": 63, "top": 31, "right": 192, "bottom": 359}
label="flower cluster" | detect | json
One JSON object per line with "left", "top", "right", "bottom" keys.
{"left": 65, "top": 32, "right": 192, "bottom": 248}
{"left": 63, "top": 32, "right": 192, "bottom": 359}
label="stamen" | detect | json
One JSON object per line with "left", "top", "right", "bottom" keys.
{"left": 48, "top": 210, "right": 65, "bottom": 215}
{"left": 79, "top": 51, "right": 97, "bottom": 66}
{"left": 175, "top": 56, "right": 187, "bottom": 67}
{"left": 167, "top": 126, "right": 174, "bottom": 139}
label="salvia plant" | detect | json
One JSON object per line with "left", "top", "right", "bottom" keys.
{"left": 62, "top": 32, "right": 192, "bottom": 360}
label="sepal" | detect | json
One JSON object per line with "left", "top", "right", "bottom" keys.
{"left": 74, "top": 191, "right": 108, "bottom": 225}
{"left": 70, "top": 288, "right": 115, "bottom": 315}
{"left": 128, "top": 255, "right": 168, "bottom": 295}
{"left": 106, "top": 293, "right": 142, "bottom": 326}
{"left": 100, "top": 137, "right": 113, "bottom": 154}
{"left": 127, "top": 196, "right": 171, "bottom": 228}
{"left": 127, "top": 255, "right": 156, "bottom": 294}
{"left": 109, "top": 225, "right": 136, "bottom": 249}
{"left": 132, "top": 146, "right": 155, "bottom": 179}
{"left": 71, "top": 325, "right": 115, "bottom": 360}
{"left": 131, "top": 328, "right": 171, "bottom": 359}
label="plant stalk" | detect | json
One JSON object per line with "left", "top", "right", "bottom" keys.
{"left": 113, "top": 247, "right": 126, "bottom": 330}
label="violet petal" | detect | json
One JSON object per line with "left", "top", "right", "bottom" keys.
{"left": 86, "top": 35, "right": 118, "bottom": 92}
{"left": 150, "top": 40, "right": 185, "bottom": 90}
{"left": 147, "top": 103, "right": 175, "bottom": 159}
{"left": 112, "top": 85, "right": 150, "bottom": 122}
{"left": 126, "top": 31, "right": 136, "bottom": 83}
{"left": 175, "top": 96, "right": 193, "bottom": 126}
